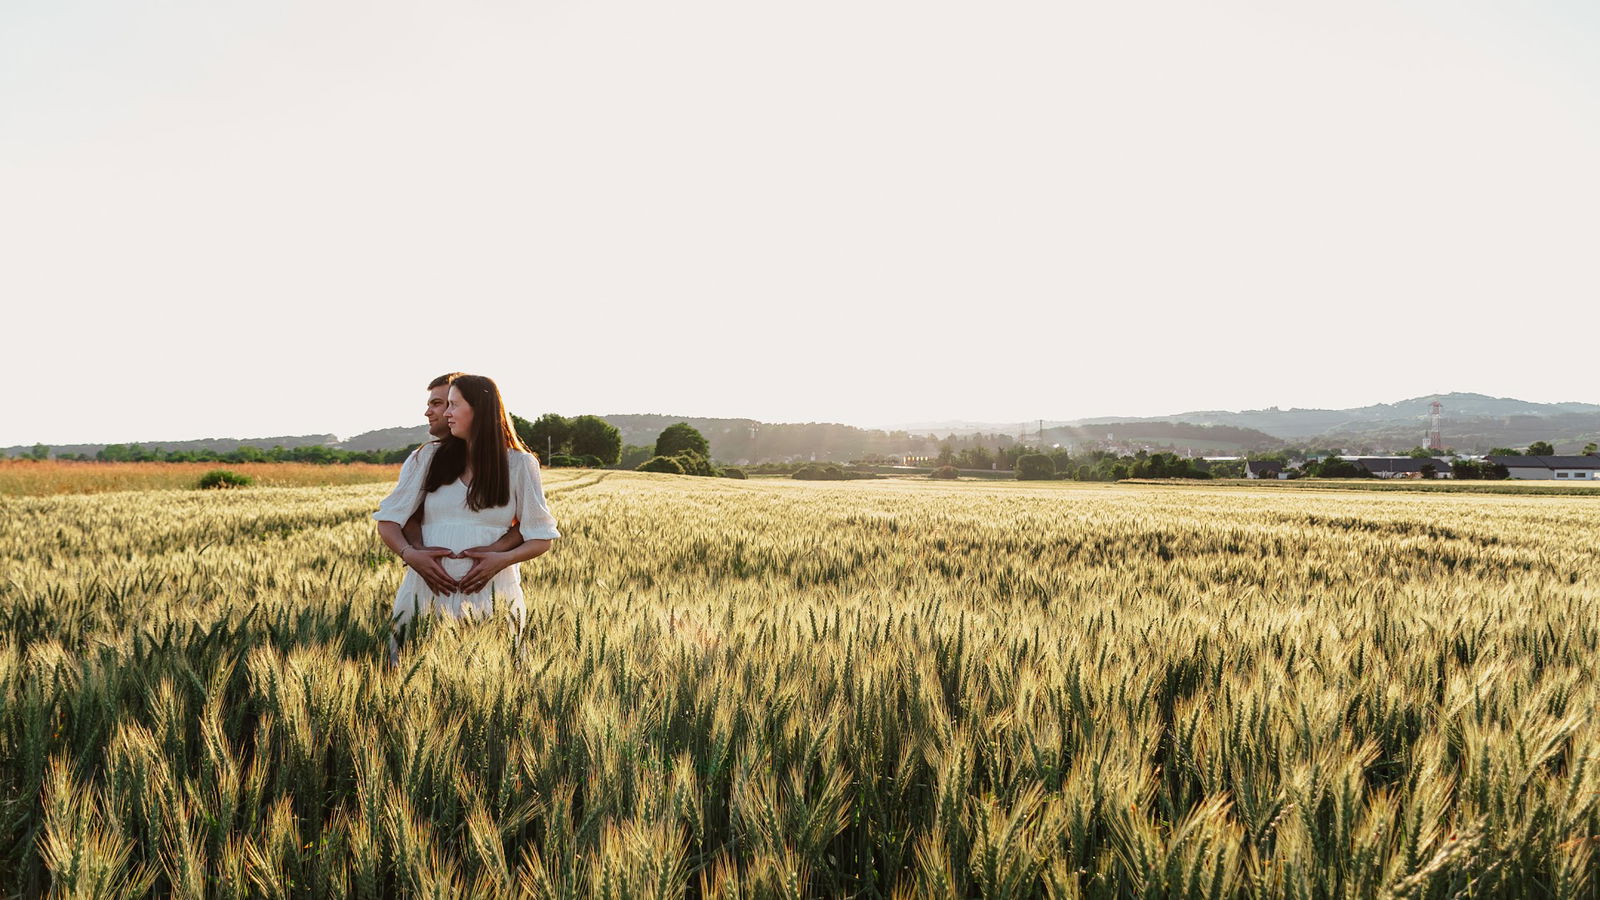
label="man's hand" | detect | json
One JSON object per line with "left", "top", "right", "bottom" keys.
{"left": 457, "top": 548, "right": 511, "bottom": 595}
{"left": 402, "top": 546, "right": 459, "bottom": 596}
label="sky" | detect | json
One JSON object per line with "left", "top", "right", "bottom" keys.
{"left": 4, "top": 1, "right": 1598, "bottom": 446}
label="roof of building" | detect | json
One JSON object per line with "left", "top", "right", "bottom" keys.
{"left": 1246, "top": 460, "right": 1284, "bottom": 474}
{"left": 1351, "top": 457, "right": 1448, "bottom": 474}
{"left": 1486, "top": 455, "right": 1600, "bottom": 469}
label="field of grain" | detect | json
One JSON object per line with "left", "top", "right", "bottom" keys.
{"left": 1, "top": 472, "right": 1596, "bottom": 897}
{"left": 0, "top": 460, "right": 405, "bottom": 496}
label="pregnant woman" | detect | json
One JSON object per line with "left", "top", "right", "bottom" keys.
{"left": 374, "top": 374, "right": 559, "bottom": 654}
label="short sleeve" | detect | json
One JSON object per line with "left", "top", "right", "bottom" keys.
{"left": 373, "top": 442, "right": 437, "bottom": 524}
{"left": 512, "top": 451, "right": 560, "bottom": 540}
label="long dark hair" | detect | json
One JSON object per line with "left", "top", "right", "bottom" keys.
{"left": 423, "top": 374, "right": 528, "bottom": 511}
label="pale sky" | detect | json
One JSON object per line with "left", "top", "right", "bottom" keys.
{"left": 5, "top": 1, "right": 1597, "bottom": 446}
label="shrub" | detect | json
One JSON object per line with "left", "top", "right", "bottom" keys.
{"left": 672, "top": 451, "right": 721, "bottom": 478}
{"left": 637, "top": 456, "right": 686, "bottom": 475}
{"left": 722, "top": 467, "right": 748, "bottom": 479}
{"left": 550, "top": 454, "right": 585, "bottom": 468}
{"left": 1015, "top": 454, "right": 1056, "bottom": 481}
{"left": 931, "top": 466, "right": 960, "bottom": 480}
{"left": 793, "top": 464, "right": 846, "bottom": 481}
{"left": 581, "top": 455, "right": 605, "bottom": 469}
{"left": 197, "top": 469, "right": 253, "bottom": 490}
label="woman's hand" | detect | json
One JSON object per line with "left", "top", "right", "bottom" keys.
{"left": 402, "top": 546, "right": 459, "bottom": 595}
{"left": 457, "top": 548, "right": 512, "bottom": 595}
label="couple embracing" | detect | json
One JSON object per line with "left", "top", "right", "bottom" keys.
{"left": 373, "top": 373, "right": 559, "bottom": 656}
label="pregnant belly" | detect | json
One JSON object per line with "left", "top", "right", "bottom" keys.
{"left": 423, "top": 521, "right": 510, "bottom": 554}
{"left": 439, "top": 555, "right": 519, "bottom": 586}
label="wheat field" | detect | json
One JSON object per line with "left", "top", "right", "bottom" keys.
{"left": 1, "top": 471, "right": 1596, "bottom": 897}
{"left": 0, "top": 460, "right": 404, "bottom": 496}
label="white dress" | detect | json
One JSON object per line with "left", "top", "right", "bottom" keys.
{"left": 373, "top": 442, "right": 560, "bottom": 627}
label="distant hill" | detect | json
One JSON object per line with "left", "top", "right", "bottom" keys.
{"left": 598, "top": 415, "right": 935, "bottom": 463}
{"left": 1062, "top": 393, "right": 1600, "bottom": 453}
{"left": 1043, "top": 421, "right": 1285, "bottom": 453}
{"left": 10, "top": 393, "right": 1598, "bottom": 460}
{"left": 339, "top": 425, "right": 432, "bottom": 452}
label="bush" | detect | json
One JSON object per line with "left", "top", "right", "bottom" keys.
{"left": 581, "top": 455, "right": 605, "bottom": 469}
{"left": 931, "top": 466, "right": 960, "bottom": 480}
{"left": 549, "top": 454, "right": 585, "bottom": 468}
{"left": 672, "top": 451, "right": 720, "bottom": 478}
{"left": 637, "top": 456, "right": 686, "bottom": 475}
{"left": 1015, "top": 454, "right": 1056, "bottom": 481}
{"left": 197, "top": 470, "right": 253, "bottom": 490}
{"left": 793, "top": 464, "right": 846, "bottom": 481}
{"left": 722, "top": 467, "right": 747, "bottom": 479}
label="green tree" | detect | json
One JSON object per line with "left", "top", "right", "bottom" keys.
{"left": 28, "top": 444, "right": 48, "bottom": 460}
{"left": 1487, "top": 448, "right": 1519, "bottom": 458}
{"left": 1526, "top": 441, "right": 1555, "bottom": 456}
{"left": 957, "top": 446, "right": 995, "bottom": 470}
{"left": 618, "top": 444, "right": 654, "bottom": 470}
{"left": 568, "top": 416, "right": 622, "bottom": 466}
{"left": 516, "top": 414, "right": 571, "bottom": 462}
{"left": 1585, "top": 442, "right": 1598, "bottom": 455}
{"left": 655, "top": 423, "right": 709, "bottom": 459}
{"left": 1015, "top": 454, "right": 1055, "bottom": 481}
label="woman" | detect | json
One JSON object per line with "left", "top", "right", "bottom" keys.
{"left": 374, "top": 375, "right": 558, "bottom": 642}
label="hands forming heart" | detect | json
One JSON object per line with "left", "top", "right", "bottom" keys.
{"left": 404, "top": 545, "right": 510, "bottom": 596}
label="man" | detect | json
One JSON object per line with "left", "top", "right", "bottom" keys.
{"left": 376, "top": 372, "right": 523, "bottom": 597}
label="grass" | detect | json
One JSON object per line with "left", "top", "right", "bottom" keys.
{"left": 0, "top": 472, "right": 1596, "bottom": 896}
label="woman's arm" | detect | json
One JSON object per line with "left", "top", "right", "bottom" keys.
{"left": 377, "top": 520, "right": 458, "bottom": 596}
{"left": 373, "top": 442, "right": 458, "bottom": 595}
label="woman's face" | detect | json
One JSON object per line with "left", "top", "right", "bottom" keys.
{"left": 445, "top": 386, "right": 475, "bottom": 441}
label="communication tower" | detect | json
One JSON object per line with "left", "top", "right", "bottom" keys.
{"left": 1427, "top": 401, "right": 1443, "bottom": 451}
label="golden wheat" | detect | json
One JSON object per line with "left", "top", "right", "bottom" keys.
{"left": 0, "top": 460, "right": 409, "bottom": 496}
{"left": 0, "top": 472, "right": 1595, "bottom": 897}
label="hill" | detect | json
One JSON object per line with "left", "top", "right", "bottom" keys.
{"left": 10, "top": 393, "right": 1599, "bottom": 461}
{"left": 1063, "top": 393, "right": 1600, "bottom": 453}
{"left": 1043, "top": 421, "right": 1284, "bottom": 453}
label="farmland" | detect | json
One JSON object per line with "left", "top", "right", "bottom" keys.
{"left": 1, "top": 472, "right": 1596, "bottom": 897}
{"left": 0, "top": 460, "right": 404, "bottom": 496}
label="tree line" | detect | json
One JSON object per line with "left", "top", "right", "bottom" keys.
{"left": 29, "top": 444, "right": 417, "bottom": 465}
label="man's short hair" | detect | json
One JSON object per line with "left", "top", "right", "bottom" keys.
{"left": 427, "top": 372, "right": 467, "bottom": 390}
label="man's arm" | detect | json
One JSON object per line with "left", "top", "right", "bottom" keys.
{"left": 401, "top": 507, "right": 425, "bottom": 549}
{"left": 459, "top": 522, "right": 524, "bottom": 556}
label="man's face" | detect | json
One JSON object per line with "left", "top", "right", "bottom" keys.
{"left": 424, "top": 384, "right": 451, "bottom": 438}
